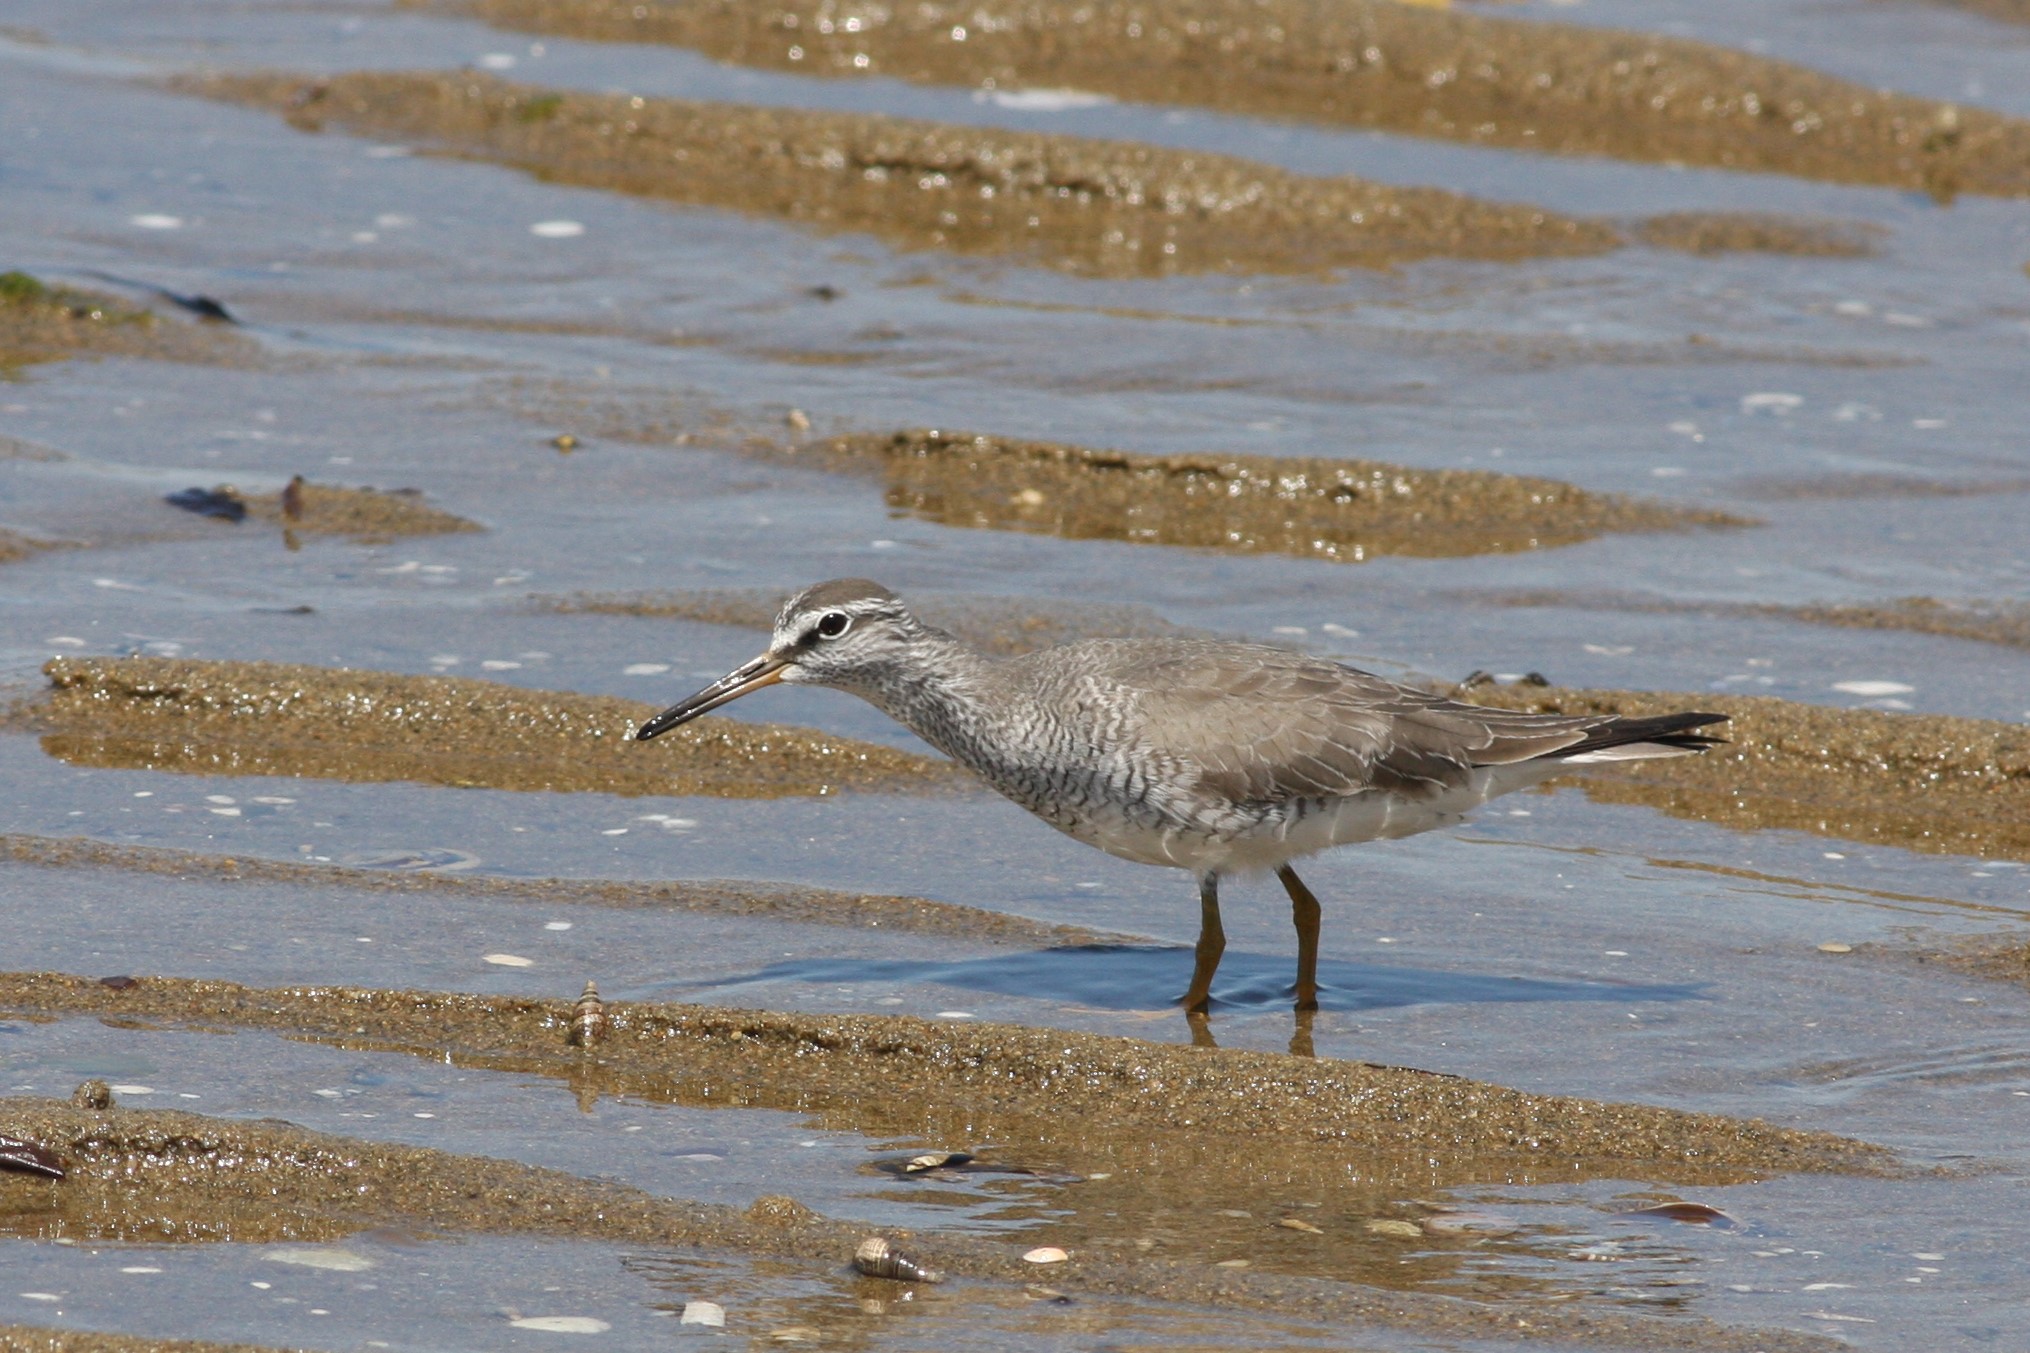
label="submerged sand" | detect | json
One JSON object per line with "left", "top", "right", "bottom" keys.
{"left": 17, "top": 657, "right": 954, "bottom": 798}
{"left": 176, "top": 70, "right": 1620, "bottom": 277}
{"left": 772, "top": 429, "right": 1751, "bottom": 564}
{"left": 432, "top": 0, "right": 2030, "bottom": 198}
{"left": 0, "top": 272, "right": 252, "bottom": 372}
{"left": 0, "top": 832, "right": 1105, "bottom": 947}
{"left": 1459, "top": 684, "right": 2030, "bottom": 862}
{"left": 1482, "top": 589, "right": 2030, "bottom": 654}
{"left": 0, "top": 1082, "right": 1844, "bottom": 1352}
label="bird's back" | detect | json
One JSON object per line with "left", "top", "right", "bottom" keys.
{"left": 949, "top": 636, "right": 1715, "bottom": 871}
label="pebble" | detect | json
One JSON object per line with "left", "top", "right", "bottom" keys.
{"left": 679, "top": 1301, "right": 725, "bottom": 1327}
{"left": 1214, "top": 1258, "right": 1251, "bottom": 1268}
{"left": 510, "top": 1315, "right": 611, "bottom": 1333}
{"left": 769, "top": 1328, "right": 822, "bottom": 1343}
{"left": 1817, "top": 942, "right": 1853, "bottom": 954}
{"left": 484, "top": 953, "right": 536, "bottom": 967}
{"left": 1022, "top": 1246, "right": 1069, "bottom": 1264}
{"left": 1275, "top": 1217, "right": 1324, "bottom": 1234}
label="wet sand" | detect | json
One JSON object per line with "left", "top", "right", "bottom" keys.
{"left": 17, "top": 657, "right": 955, "bottom": 798}
{"left": 1459, "top": 684, "right": 2030, "bottom": 863}
{"left": 0, "top": 272, "right": 252, "bottom": 371}
{"left": 770, "top": 429, "right": 1750, "bottom": 564}
{"left": 432, "top": 0, "right": 2030, "bottom": 197}
{"left": 176, "top": 71, "right": 1621, "bottom": 277}
{"left": 246, "top": 477, "right": 482, "bottom": 542}
{"left": 536, "top": 586, "right": 1200, "bottom": 656}
{"left": 0, "top": 972, "right": 1886, "bottom": 1176}
{"left": 1903, "top": 933, "right": 2030, "bottom": 987}
{"left": 0, "top": 1329, "right": 284, "bottom": 1353}
{"left": 0, "top": 1087, "right": 1847, "bottom": 1351}
{"left": 0, "top": 530, "right": 60, "bottom": 565}
{"left": 0, "top": 832, "right": 1108, "bottom": 947}
{"left": 1781, "top": 597, "right": 2030, "bottom": 653}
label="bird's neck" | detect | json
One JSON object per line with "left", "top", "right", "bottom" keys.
{"left": 847, "top": 629, "right": 1003, "bottom": 767}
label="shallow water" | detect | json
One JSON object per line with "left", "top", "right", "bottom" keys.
{"left": 3, "top": 0, "right": 2030, "bottom": 1349}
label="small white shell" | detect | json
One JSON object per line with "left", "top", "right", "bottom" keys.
{"left": 1022, "top": 1246, "right": 1069, "bottom": 1265}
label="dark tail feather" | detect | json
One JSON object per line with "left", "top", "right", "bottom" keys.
{"left": 1551, "top": 711, "right": 1729, "bottom": 759}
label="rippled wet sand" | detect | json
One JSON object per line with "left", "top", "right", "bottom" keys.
{"left": 19, "top": 658, "right": 952, "bottom": 798}
{"left": 0, "top": 273, "right": 250, "bottom": 372}
{"left": 1486, "top": 589, "right": 2030, "bottom": 653}
{"left": 434, "top": 0, "right": 2030, "bottom": 195}
{"left": 0, "top": 832, "right": 1102, "bottom": 946}
{"left": 780, "top": 428, "right": 1750, "bottom": 562}
{"left": 179, "top": 70, "right": 1619, "bottom": 277}
{"left": 1461, "top": 683, "right": 2030, "bottom": 862}
{"left": 0, "top": 973, "right": 1878, "bottom": 1351}
{"left": 5, "top": 0, "right": 2030, "bottom": 1345}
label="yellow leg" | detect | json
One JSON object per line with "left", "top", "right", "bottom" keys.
{"left": 1179, "top": 873, "right": 1226, "bottom": 1016}
{"left": 1277, "top": 864, "right": 1322, "bottom": 1012}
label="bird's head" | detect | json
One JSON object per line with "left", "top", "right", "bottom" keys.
{"left": 633, "top": 578, "right": 916, "bottom": 740}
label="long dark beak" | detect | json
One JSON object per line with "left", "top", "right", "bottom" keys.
{"left": 634, "top": 652, "right": 790, "bottom": 741}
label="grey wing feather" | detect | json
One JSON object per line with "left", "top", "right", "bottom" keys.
{"left": 1095, "top": 644, "right": 1602, "bottom": 805}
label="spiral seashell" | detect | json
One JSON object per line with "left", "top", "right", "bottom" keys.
{"left": 567, "top": 980, "right": 606, "bottom": 1046}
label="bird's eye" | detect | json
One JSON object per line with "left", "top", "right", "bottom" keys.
{"left": 815, "top": 611, "right": 851, "bottom": 639}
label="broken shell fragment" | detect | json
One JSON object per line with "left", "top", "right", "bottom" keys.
{"left": 567, "top": 980, "right": 606, "bottom": 1046}
{"left": 901, "top": 1150, "right": 974, "bottom": 1173}
{"left": 853, "top": 1235, "right": 943, "bottom": 1283}
{"left": 1275, "top": 1217, "right": 1325, "bottom": 1234}
{"left": 1021, "top": 1246, "right": 1070, "bottom": 1264}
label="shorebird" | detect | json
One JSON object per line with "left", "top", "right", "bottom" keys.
{"left": 635, "top": 579, "right": 1725, "bottom": 1015}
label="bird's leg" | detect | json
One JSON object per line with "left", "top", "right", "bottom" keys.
{"left": 1276, "top": 864, "right": 1322, "bottom": 1013}
{"left": 1179, "top": 872, "right": 1226, "bottom": 1016}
